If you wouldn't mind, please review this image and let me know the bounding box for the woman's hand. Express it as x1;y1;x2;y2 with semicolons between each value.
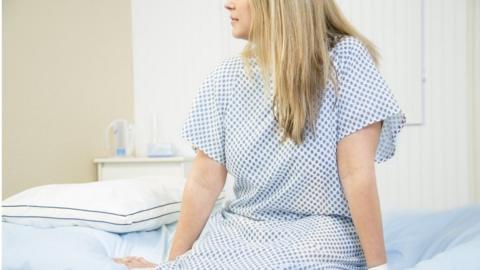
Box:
113;256;158;269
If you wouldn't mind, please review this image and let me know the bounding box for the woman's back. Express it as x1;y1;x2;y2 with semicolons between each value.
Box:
153;36;406;269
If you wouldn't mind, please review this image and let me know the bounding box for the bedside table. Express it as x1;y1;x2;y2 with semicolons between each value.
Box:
93;156;195;181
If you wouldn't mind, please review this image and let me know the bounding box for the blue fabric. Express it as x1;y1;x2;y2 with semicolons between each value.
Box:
1;221;177;270
382;204;480;270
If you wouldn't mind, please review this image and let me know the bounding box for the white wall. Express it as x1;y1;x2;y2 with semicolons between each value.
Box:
131;0;244;200
469;0;480;203
376;0;478;211
131;0;479;211
130;0;244;158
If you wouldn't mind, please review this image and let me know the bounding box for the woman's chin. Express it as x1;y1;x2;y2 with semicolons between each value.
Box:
231;32;247;40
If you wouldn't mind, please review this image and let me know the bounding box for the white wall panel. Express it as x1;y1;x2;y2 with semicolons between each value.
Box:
469;0;480;203
376;0;475;212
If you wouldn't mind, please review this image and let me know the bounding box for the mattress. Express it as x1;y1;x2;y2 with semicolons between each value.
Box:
2;205;480;270
382;204;480;270
2;221;176;270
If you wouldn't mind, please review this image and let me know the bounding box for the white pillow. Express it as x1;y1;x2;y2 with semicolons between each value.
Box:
2;175;226;233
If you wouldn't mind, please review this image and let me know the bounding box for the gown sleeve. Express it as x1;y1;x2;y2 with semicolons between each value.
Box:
180;58;236;166
334;38;407;163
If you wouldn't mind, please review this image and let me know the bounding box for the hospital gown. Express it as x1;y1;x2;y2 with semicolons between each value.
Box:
155;36;407;270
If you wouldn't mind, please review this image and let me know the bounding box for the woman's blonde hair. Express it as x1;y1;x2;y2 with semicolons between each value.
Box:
241;0;379;145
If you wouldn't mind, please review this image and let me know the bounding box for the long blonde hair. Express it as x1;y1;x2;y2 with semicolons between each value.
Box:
241;0;379;145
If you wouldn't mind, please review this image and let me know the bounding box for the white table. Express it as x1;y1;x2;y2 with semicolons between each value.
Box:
93;156;194;181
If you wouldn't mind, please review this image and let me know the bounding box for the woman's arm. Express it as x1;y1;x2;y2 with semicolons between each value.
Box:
336;121;387;268
167;149;228;261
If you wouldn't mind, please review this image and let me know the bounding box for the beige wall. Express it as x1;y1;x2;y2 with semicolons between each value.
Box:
3;0;134;198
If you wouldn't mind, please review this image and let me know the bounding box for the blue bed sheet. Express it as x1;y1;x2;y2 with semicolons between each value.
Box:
2;221;177;270
2;205;480;270
382;204;480;270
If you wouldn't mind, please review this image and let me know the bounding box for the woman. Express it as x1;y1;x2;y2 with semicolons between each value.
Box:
114;0;406;269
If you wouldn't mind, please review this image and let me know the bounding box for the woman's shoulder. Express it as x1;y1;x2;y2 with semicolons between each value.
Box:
330;36;369;56
213;55;244;77
329;36;375;74
199;55;243;99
